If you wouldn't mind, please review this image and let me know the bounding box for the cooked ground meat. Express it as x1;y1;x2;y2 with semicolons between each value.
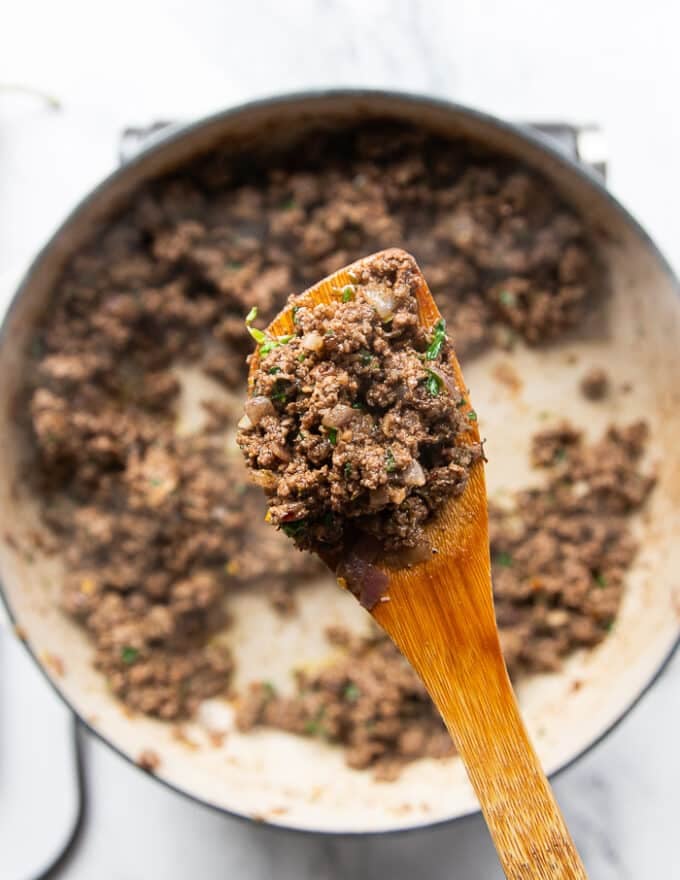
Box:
22;120;612;741
236;626;451;781
137;748;161;773
239;420;655;774
580;366;609;400
238;250;481;555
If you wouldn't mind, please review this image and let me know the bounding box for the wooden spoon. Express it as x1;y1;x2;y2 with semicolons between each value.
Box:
249;249;588;879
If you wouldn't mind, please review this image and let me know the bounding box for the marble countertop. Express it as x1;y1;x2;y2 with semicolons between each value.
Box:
2;2;679;877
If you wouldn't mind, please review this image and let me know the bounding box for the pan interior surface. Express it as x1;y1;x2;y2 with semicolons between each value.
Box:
0;93;678;833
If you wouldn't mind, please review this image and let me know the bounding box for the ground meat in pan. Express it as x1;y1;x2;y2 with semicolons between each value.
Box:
238;250;481;555
239;421;655;774
236;626;452;781
22;120;612;746
579;366;609;400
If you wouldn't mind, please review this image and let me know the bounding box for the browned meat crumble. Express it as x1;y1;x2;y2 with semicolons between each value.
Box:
238;421;654;775
238;250;481;555
579;366;609;400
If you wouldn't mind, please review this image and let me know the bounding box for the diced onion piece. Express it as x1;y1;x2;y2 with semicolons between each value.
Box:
322;404;354;428
399;541;432;565
403;459;426;487
272;442;291;462
251;469;278;489
302;331;324;351
337;553;389;610
363;286;396;321
244;396;275;425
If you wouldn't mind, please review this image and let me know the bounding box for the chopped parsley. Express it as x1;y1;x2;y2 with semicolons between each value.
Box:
467;410;478;422
268;366;281;375
245;306;265;344
351;401;365;410
594;573;608;588
344;462;352;479
425;318;447;360
499;289;516;307
121;646;139;665
260;334;294;357
292;306;300;325
245;306;294;355
495;552;513;568
359;350;373;366
303;707;326;736
282;519;307;538
327;427;338;446
457;397;467;408
425;369;443;396
385;448;396;472
342;285;355;302
344;683;361;702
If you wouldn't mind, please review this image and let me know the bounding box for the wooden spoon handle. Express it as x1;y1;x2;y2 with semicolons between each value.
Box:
435;657;588;879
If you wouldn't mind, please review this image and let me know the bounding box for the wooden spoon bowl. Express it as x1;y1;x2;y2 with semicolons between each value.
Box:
249;249;588;879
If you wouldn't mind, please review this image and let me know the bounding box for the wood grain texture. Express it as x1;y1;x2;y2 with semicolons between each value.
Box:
253;250;588;878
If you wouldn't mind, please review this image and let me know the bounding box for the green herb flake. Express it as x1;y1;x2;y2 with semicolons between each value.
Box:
457;397;467;408
359;350;373;366
605;619;615;632
281;197;296;211
282;519;307;538
303;706;326;736
148;477;163;487
342;285;355;303
425;369;443;396
425;318;447;360
327;427;338;446
351;401;365;410
555;447;567;462
385;448;397;472
499;289;516;307
344;462;352;479
268;366;281;375
467;410;478;422
245;307;266;344
297;353;306;362
594;573;608;588
121;646;139;665
495;552;513;568
271;388;288;403
344;683;361;702
325;329;336;338
292;306;300;325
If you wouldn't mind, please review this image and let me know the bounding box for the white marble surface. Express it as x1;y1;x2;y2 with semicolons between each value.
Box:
1;1;680;877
